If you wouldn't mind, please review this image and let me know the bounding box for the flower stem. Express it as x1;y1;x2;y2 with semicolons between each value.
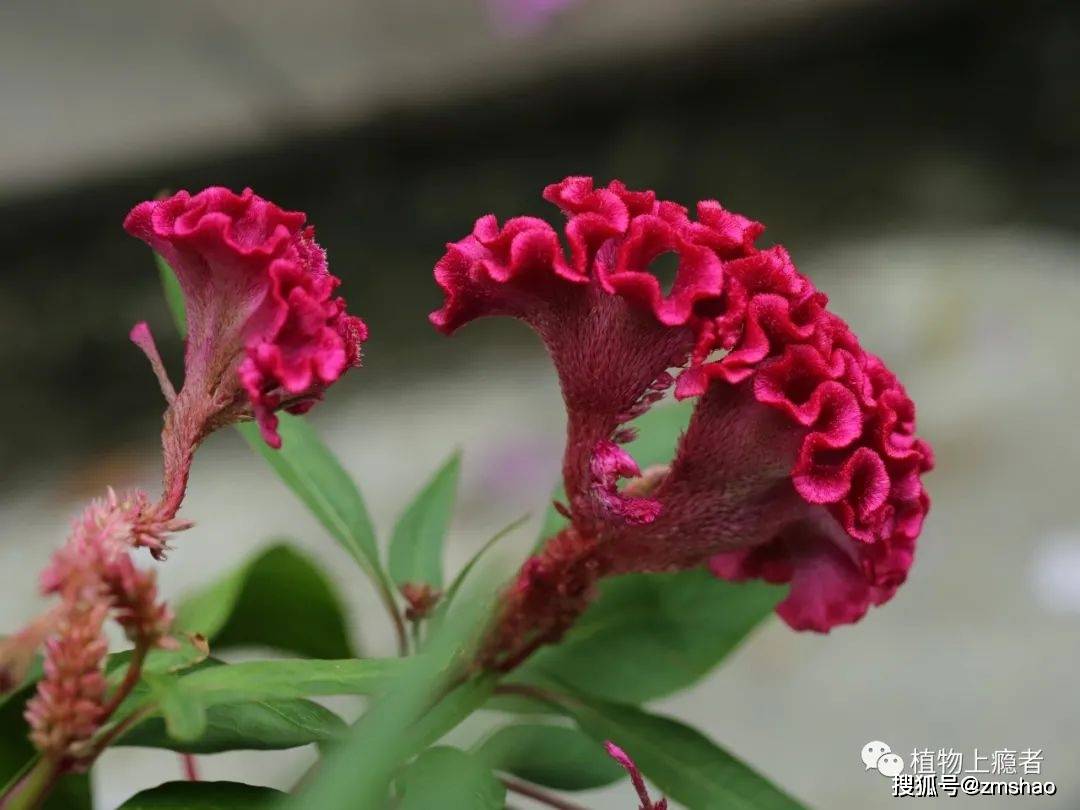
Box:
500;776;588;810
377;582;409;657
87;705;152;756
100;642;148;719
493;682;569;710
181;754;200;781
0;757;60;810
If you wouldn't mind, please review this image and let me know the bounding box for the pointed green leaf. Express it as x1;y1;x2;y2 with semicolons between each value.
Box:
111;658;404;738
397;747;505;810
117;697;345;754
124;637;210;678
563;694;807;810
521;570;781;704
167;657;404;704
119;780;283;808
440;513;530;615
283;573;499;809
625;399;694;468
174;543;355;659
238;414;399;629
389;451;461;589
147;674;207;742
112;658;396;755
474;724;623;791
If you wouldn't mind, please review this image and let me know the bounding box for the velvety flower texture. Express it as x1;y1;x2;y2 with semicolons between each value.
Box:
124;188;367;453
431;177;932;663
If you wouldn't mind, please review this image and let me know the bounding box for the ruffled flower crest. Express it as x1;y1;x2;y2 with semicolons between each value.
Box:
430;177;932;665
432;178;760;535
124;188;367;517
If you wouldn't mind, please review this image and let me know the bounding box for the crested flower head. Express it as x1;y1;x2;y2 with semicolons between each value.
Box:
124;187;367;451
432;177;932;661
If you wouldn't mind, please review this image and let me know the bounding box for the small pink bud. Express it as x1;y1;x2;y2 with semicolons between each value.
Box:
604;741;668;810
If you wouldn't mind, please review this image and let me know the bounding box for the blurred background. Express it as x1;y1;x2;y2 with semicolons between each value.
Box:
1;0;1078;807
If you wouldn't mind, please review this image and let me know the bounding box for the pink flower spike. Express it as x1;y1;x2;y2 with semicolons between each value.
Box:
21;489;180;764
24;601;108;761
605;741;668;810
125;188;367;452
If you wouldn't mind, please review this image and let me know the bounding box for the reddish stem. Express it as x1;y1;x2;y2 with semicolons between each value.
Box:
181;754;200;781
100;643;148;720
501;776;588;810
0;758;60;810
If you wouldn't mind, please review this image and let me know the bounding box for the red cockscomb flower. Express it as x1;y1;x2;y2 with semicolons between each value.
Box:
431;177;932;666
124;188;367;517
125;187;367;448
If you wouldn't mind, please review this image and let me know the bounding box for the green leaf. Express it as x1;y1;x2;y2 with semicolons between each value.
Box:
174;543;355;659
119;780;283;808
389;451;461;589
115;658;395;753
112;658;401;730
474;724;623;791
155;252;187;338
283;573;499;809
166;657;404;704
563;694;807;810
117;697;345;754
400;676;495;754
397;747;505;810
440;513;530;615
625;399;695;468
521;570;781;704
0;683;91;810
146;674;207;742
237;416;379;579
126;636;210;678
237;415;398;624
